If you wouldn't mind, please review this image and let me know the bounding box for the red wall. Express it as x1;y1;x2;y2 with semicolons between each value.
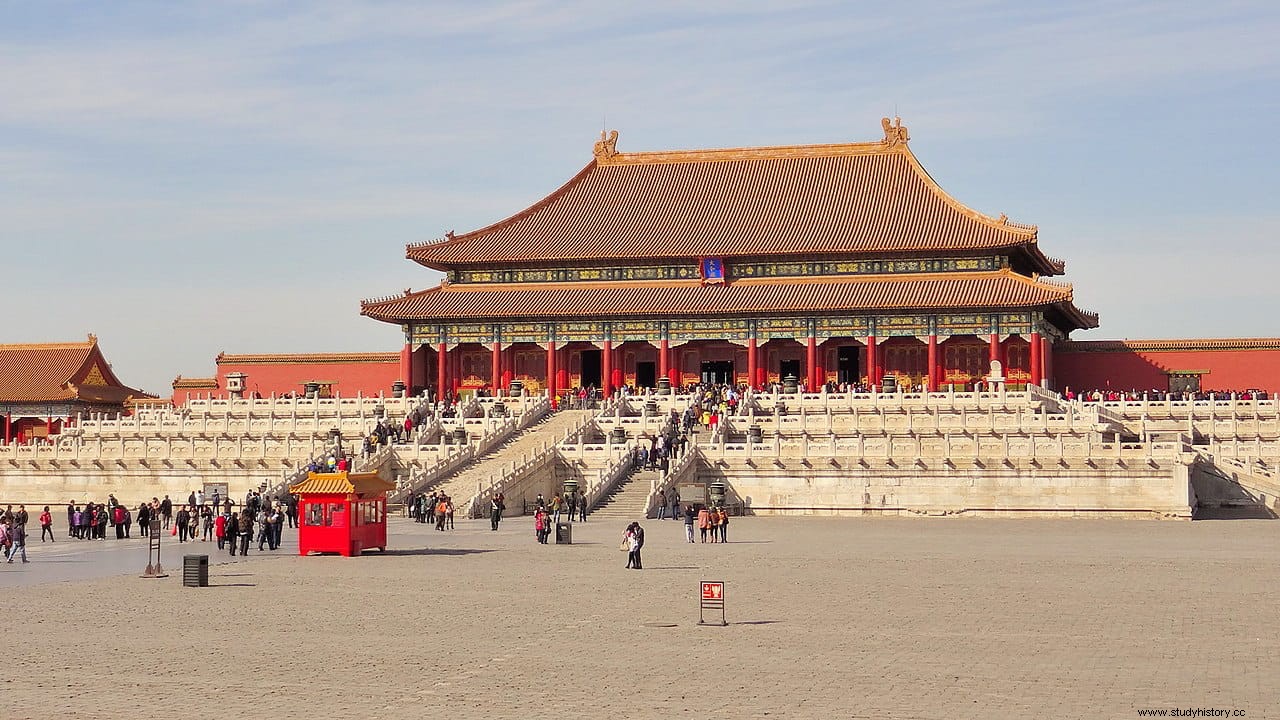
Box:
1054;343;1280;395
215;360;399;399
173;355;401;402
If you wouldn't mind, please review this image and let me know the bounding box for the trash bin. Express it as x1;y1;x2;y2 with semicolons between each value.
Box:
555;522;572;545
183;555;209;587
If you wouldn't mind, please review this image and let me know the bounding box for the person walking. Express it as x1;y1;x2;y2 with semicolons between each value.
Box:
697;505;711;543
623;522;644;569
160;495;173;529
578;489;588;522
489;494;502;531
237;510;253;556
623;523;639;569
534;509;548;544
39;506;53;543
657;490;667;520
215;511;227;551
113;504;127;540
718;506;729;543
175;506;191;543
551;493;563;526
683;504;696;543
5;517;27;563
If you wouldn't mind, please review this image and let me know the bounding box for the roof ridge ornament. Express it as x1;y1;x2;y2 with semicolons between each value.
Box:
880;116;909;147
593;129;619;159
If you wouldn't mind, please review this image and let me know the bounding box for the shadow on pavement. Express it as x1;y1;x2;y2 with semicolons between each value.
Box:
379;547;499;557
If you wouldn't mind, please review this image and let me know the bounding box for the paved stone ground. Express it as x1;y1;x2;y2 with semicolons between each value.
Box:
4;512;1278;719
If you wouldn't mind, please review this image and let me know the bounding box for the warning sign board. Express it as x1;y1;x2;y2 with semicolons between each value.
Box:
699;580;726;626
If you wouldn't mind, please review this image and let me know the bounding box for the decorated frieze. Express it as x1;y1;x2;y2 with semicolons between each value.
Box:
755;317;809;340
877;314;930;337
668;319;749;342
446;255;1003;284
815;316;870;338
935;313;991;335
556;321;605;342
449;264;700;284
612;320;662;342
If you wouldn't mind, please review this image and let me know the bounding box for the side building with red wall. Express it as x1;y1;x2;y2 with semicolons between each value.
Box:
172;352;400;404
1054;338;1280;396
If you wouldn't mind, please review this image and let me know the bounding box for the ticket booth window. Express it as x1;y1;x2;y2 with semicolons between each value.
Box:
306;503;323;526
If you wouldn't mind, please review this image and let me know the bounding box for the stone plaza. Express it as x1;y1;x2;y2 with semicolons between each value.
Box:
4;513;1277;718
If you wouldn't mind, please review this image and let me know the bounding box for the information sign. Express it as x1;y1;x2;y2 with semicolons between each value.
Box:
699;580;726;626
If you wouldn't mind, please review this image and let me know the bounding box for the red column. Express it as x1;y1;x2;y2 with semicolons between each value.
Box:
866;335;877;387
806;335;817;392
436;343;448;402
491;342;502;391
1029;332;1042;389
927;334;938;392
747;337;758;391
988;334;1000;366
601;340;613;397
1041;336;1053;390
3;413;9;444
659;339;670;387
400;342;412;391
546;341;556;398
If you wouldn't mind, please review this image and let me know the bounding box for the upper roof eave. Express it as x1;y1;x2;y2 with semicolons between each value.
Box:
403;123;1043;270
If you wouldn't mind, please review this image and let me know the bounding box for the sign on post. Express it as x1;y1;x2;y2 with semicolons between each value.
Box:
141;519;168;579
699;580;726;626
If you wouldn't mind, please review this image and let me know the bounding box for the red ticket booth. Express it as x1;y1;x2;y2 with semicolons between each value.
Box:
289;471;396;557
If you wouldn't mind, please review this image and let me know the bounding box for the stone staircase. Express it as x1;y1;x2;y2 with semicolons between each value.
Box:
420;409;591;502
589;467;659;521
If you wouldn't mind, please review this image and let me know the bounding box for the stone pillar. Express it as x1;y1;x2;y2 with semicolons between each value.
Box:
602;340;613;398
806;334;817;392
546;340;557;398
927;334;938;392
437;343;448;402
659;339;670;387
866;335;877;387
747;337;758;391
1029;332;1042;389
400;342;413;392
491;342;502;392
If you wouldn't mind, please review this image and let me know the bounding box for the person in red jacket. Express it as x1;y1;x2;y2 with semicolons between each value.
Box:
39;506;54;543
214;511;228;551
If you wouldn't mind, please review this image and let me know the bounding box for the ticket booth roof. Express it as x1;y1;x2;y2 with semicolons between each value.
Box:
289;471;396;498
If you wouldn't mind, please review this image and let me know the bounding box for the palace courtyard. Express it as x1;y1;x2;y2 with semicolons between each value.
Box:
4;514;1277;718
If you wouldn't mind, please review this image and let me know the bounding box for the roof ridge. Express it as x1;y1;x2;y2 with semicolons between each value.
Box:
0;340;95;350
407;160;598;256
900;146;1037;239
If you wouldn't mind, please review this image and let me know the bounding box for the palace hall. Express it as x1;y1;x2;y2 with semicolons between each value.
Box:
361;119;1098;401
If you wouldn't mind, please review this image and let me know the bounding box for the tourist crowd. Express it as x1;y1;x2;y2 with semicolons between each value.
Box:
406;491;456;531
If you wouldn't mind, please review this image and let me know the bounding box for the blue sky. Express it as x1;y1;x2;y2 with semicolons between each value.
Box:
3;1;1278;397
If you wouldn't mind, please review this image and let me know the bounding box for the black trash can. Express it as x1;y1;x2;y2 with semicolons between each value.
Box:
183;555;209;587
555;522;572;545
